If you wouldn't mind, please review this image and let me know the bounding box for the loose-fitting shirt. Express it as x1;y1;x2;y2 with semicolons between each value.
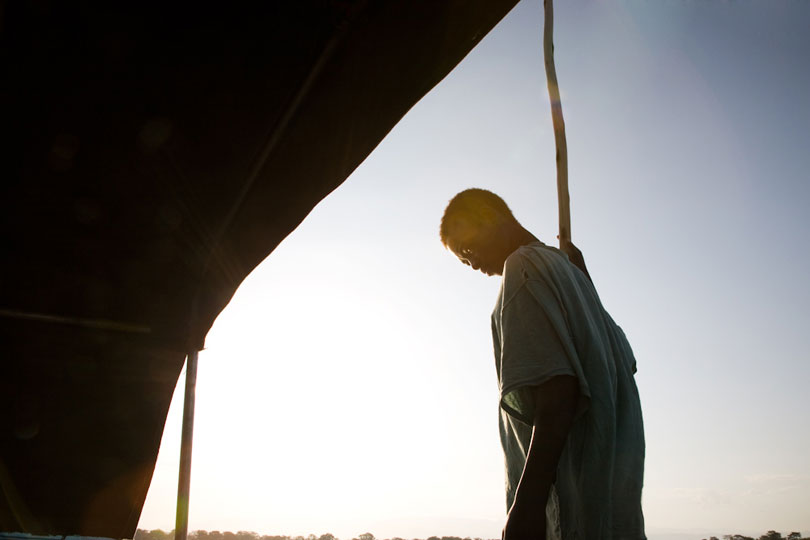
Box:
492;242;646;539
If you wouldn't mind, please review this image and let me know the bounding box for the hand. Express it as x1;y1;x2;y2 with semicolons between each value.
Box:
502;501;546;540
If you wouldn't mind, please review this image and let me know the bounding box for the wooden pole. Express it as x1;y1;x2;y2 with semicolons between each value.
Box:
175;350;199;540
543;0;571;247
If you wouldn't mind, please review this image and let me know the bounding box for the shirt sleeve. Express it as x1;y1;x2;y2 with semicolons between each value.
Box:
496;259;584;425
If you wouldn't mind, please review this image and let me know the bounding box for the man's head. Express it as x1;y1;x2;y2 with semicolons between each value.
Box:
439;188;523;276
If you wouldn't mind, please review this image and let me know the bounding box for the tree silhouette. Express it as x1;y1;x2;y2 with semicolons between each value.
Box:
135;529;173;540
759;532;783;540
132;528;805;540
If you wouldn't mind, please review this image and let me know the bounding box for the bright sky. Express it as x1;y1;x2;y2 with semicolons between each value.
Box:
138;1;810;539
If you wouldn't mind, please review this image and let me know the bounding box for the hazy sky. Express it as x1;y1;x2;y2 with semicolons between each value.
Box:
138;1;810;539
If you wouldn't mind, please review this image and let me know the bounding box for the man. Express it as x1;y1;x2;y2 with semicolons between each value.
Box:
439;188;646;540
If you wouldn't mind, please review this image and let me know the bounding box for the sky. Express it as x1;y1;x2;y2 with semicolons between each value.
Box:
138;1;810;539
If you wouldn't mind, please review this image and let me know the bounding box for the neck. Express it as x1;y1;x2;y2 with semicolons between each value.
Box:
503;225;539;257
515;226;539;248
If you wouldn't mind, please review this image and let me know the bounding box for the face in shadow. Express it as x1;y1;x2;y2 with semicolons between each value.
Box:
445;214;513;277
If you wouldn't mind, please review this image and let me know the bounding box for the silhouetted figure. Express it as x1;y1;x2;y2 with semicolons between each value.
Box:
440;189;646;540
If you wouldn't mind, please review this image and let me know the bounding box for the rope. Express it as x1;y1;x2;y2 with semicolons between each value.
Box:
543;0;571;247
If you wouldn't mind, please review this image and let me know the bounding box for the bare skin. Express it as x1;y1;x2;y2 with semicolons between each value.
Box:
444;205;590;282
502;375;578;540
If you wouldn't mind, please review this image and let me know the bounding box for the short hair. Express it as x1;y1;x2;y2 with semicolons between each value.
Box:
439;188;517;247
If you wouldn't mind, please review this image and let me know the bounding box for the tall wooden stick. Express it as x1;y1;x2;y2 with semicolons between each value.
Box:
175;350;199;540
543;0;570;247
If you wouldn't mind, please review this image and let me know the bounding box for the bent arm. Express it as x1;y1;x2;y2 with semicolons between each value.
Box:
503;375;578;540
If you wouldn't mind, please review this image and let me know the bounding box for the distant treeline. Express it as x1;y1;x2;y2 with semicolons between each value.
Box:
134;529;810;540
133;530;495;540
701;532;807;540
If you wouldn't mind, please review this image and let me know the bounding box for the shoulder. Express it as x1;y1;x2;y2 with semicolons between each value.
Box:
500;243;557;304
504;242;568;278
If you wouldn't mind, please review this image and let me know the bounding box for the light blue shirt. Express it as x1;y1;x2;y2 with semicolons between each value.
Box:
492;242;646;539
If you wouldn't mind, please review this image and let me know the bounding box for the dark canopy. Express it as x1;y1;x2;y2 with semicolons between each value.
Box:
0;1;518;537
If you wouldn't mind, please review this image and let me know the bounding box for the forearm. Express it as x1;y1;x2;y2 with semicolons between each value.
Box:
506;449;555;538
512;419;567;510
504;376;578;539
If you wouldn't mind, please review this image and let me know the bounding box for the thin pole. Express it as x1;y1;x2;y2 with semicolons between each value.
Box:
175;350;199;540
543;0;571;247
